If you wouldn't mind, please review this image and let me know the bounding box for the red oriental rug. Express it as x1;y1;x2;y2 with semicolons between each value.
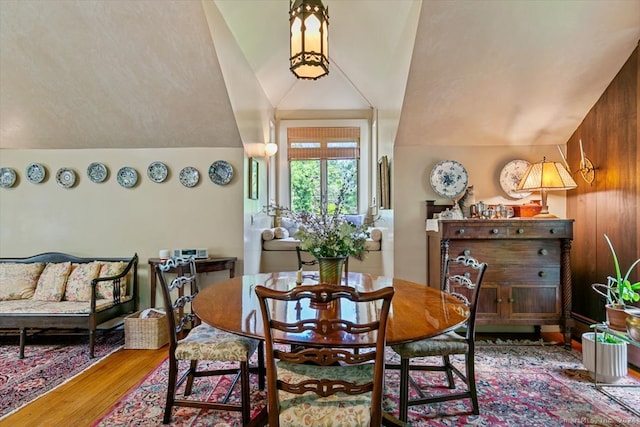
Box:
0;330;124;419
93;343;640;427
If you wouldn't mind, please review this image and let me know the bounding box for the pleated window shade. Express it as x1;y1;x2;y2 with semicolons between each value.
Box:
287;127;360;160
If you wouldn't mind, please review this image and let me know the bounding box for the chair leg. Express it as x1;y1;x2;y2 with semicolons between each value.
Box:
257;341;266;390
398;357;410;423
443;355;455;389
466;351;479;414
163;357;178;424
184;360;197;396
240;360;251;425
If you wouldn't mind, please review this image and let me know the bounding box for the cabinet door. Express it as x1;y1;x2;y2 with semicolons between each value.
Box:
507;284;561;319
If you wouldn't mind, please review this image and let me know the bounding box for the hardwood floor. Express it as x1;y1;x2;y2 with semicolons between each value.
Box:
2;332;638;427
0;347;166;427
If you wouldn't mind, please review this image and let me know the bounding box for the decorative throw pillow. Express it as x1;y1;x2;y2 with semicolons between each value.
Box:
261;228;275;241
64;262;102;302
0;262;45;300
97;262;128;300
274;226;289;239
32;262;72;301
344;214;365;227
369;227;383;241
280;217;299;237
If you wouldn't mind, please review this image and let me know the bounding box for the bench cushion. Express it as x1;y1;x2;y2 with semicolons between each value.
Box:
0;262;45;301
33;262;72;302
0;295;134;314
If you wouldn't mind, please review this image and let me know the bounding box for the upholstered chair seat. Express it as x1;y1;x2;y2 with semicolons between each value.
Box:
175;322;260;361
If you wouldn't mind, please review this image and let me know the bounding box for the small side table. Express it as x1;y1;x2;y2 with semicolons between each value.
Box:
148;257;237;307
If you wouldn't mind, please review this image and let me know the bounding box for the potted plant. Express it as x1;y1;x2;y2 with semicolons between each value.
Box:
270;178;370;284
591;234;640;331
582;327;627;383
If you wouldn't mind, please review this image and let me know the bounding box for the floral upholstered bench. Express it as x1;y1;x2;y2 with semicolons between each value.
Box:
0;252;138;358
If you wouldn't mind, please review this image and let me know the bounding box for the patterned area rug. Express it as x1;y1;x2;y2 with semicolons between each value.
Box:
93;343;640;426
0;330;124;418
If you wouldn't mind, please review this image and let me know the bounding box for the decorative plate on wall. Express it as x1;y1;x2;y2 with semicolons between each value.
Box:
499;159;532;199
0;167;17;188
147;161;168;183
429;160;469;199
56;167;77;188
179;166;199;188
117;167;138;188
87;162;108;183
26;163;46;184
209;161;233;185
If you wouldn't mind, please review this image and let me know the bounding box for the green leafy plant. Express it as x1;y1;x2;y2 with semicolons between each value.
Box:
591;234;640;307
588;324;626;344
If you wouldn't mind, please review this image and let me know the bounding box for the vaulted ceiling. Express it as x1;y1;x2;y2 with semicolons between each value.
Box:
1;0;638;150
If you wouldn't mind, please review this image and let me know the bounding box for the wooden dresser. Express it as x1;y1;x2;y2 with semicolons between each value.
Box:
427;215;574;347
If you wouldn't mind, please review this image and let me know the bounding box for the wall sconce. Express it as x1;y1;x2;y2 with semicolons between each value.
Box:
517;157;577;218
289;0;329;80
577;139;596;184
264;142;278;157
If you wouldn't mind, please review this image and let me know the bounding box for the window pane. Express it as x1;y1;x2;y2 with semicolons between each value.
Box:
290;160;321;213
327;159;358;214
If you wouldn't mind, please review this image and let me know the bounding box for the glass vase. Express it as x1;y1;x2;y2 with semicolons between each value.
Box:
317;256;346;285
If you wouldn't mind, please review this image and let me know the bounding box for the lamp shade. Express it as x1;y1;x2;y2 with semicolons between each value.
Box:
264;143;278;157
289;0;329;80
517;158;577;217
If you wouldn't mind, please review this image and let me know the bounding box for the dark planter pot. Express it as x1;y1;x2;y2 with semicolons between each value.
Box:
606;304;628;332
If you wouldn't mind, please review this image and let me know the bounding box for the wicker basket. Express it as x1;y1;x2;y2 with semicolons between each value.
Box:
124;310;169;349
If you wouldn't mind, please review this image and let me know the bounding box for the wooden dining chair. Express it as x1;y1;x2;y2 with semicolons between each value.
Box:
295;246;349;275
389;253;488;422
255;283;394;427
157;256;265;425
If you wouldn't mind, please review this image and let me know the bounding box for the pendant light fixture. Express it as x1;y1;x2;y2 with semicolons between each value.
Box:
289;0;329;80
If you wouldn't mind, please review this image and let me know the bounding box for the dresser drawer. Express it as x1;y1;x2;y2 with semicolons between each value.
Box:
506;223;572;239
447;240;561;265
483;266;560;284
440;220;573;240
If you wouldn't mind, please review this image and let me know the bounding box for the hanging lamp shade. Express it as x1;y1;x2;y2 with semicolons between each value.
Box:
289;0;329;80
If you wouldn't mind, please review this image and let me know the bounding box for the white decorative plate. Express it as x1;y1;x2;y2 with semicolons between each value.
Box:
209;160;233;185
0;167;17;188
499;159;532;199
117;167;138;188
429;160;469;199
56;167;77;188
147;161;168;183
179;166;199;188
87;162;108;183
26;163;46;184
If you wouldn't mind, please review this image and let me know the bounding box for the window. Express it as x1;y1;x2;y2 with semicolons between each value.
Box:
288;127;360;214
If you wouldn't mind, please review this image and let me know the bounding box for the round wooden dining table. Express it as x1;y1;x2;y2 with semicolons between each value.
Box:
192;271;469;346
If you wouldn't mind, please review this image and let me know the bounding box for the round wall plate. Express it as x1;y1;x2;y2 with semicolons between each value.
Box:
117;166;138;188
179;166;200;188
26;163;46;184
56;167;77;188
499;159;532;199
429;160;468;199
209;160;233;185
87;162;108;183
147;161;168;183
0;167;17;188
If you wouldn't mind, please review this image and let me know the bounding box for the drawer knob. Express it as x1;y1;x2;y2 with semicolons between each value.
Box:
538;271;547;277
539;249;548;256
517;228;524;234
508;298;514;303
497;298;503;303
458;228;465;235
492;228;499;234
550;228;557;234
463;249;471;256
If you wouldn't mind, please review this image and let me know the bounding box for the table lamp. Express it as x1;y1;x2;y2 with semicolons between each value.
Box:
516;157;577;218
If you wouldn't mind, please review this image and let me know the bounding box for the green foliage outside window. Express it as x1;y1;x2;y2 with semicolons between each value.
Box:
291;159;358;214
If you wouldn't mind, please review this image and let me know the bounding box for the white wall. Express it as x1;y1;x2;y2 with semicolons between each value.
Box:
394;144;570;284
0;147;245;309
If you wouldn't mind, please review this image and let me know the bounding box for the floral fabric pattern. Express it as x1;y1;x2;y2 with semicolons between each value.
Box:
32;262;71;302
0;262;44;300
175;323;259;362
392;331;468;358
97;262;127;300
64;262;102;301
276;361;375;426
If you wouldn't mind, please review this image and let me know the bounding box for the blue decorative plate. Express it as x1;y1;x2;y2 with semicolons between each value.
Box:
26;163;46;184
147;161;168;183
87;162;108;183
0;167;17;188
179;166;199;188
56;167;77;189
117;167;138;188
499;159;532;199
209;161;233;185
429;160;468;199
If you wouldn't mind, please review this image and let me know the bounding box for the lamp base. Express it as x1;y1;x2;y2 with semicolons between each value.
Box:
533;212;558;218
